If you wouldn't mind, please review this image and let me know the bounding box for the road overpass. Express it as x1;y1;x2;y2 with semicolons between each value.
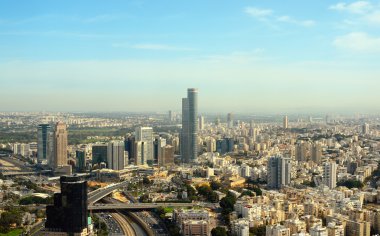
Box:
2;170;52;177
88;202;196;210
88;181;130;204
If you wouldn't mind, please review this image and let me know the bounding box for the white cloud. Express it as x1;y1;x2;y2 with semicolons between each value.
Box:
329;1;373;14
333;32;380;52
244;7;273;18
244;7;315;27
277;15;315;27
366;11;380;24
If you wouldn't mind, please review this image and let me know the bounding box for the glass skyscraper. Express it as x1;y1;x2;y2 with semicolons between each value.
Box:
181;88;198;163
37;124;51;163
45;176;88;233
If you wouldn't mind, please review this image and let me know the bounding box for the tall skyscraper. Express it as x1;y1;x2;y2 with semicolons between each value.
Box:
168;110;174;122
92;144;108;166
267;155;292;189
362;123;370;134
323;161;337;189
154;137;166;165
135;127;154;165
311;142;322;164
76;150;86;172
296;141;308;162
198;116;204;130
159;145;175;166
227;113;233;128
124;135;135;164
45;176;89;234
53;121;68;168
181;88;198;163
283;115;288;129
134;141;148;165
37;124;51;164
107;141;125;170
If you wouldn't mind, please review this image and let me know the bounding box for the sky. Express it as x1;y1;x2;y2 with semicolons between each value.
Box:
0;0;380;114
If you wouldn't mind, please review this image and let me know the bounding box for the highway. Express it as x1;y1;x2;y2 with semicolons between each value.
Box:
100;198;138;236
88;181;130;204
111;212;136;236
97;213;124;236
89;202;196;210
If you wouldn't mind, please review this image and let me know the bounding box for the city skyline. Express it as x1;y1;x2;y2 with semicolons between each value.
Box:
1;1;380;113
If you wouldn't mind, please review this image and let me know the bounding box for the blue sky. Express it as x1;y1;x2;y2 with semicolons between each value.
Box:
1;0;380;113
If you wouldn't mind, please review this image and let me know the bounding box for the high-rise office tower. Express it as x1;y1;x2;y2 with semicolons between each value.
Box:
206;138;216;152
267;155;292;189
107;141;125;170
227;113;233;128
92;144;108;166
362;123;370;134
311;143;322;164
198;116;204;130
134;141;148;165
45;176;89;234
135;127;153;165
37;124;51;164
159;145;175;166
124;135;135;164
215;117;220;126
53;121;68;168
169;110;176;122
168;110;173;121
296;141;308;162
323;162;337;189
76;150;86;172
181;88;198;163
47;131;54;166
154;137;166;165
283;115;289;129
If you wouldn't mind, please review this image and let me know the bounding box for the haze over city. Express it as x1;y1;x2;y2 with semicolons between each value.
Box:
1;0;380;113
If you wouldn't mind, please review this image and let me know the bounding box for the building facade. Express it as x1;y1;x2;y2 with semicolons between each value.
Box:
181;88;198;163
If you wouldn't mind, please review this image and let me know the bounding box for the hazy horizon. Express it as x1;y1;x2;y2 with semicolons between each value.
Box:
1;1;380;113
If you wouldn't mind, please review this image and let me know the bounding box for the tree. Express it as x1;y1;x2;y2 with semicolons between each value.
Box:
197;185;212;196
185;184;197;200
208;191;219;203
337;179;364;189
139;194;150;203
250;225;266;236
219;192;236;214
0;207;23;233
251;186;262;196
210;181;222;190
211;227;227;236
142;177;152;185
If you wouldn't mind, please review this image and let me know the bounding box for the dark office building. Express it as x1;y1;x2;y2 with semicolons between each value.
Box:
45;175;88;233
216;138;235;155
92;144;108;165
37;124;51;163
153;138;159;164
76;150;86;172
124;136;135;164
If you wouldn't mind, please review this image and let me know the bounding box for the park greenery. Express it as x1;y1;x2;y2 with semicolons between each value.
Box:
337;179;364;189
0;206;24;234
196;185;219;203
19;196;52;205
211;226;227;236
219;192;237;225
